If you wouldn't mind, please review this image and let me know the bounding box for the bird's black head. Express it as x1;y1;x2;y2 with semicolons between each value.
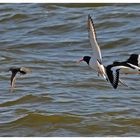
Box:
83;56;91;65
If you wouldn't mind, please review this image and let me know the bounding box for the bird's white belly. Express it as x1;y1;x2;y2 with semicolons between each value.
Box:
89;58;107;79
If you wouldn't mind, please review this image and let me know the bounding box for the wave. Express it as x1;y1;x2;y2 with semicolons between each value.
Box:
1;113;82;127
0;111;140;136
0;13;29;23
0;94;53;107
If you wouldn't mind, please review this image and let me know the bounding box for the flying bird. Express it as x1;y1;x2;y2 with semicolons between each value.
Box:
106;54;140;89
9;67;32;88
78;15;107;81
78;15;139;89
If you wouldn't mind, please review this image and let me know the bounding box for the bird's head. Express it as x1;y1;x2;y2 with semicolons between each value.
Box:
77;56;91;65
19;67;32;75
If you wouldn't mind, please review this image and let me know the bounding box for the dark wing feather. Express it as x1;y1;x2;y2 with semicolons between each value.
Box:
106;66;113;85
112;70;119;89
11;72;18;88
106;65;120;89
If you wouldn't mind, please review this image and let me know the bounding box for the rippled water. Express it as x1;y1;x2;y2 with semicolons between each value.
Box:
0;3;140;136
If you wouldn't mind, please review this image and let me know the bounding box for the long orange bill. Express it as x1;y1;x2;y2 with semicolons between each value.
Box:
76;58;84;64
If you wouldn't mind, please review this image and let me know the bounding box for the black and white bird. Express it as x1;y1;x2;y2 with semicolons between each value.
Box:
78;15;140;89
106;54;140;89
9;67;32;88
78;15;108;81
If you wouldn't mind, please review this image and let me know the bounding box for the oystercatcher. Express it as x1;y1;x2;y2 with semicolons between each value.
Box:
9;67;32;88
106;54;140;89
78;15;107;81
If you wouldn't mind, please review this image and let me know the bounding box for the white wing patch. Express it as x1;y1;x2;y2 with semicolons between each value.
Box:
127;63;140;70
111;65;129;72
138;55;140;66
88;16;102;63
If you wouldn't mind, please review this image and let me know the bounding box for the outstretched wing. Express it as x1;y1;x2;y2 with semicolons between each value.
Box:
112;69;120;89
11;72;17;88
106;66;120;89
88;15;102;63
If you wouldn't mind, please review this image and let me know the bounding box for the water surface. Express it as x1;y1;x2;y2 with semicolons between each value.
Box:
0;3;140;136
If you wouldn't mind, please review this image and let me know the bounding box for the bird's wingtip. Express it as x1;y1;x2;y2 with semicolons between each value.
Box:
88;14;92;21
88;14;91;18
87;14;95;31
113;86;118;89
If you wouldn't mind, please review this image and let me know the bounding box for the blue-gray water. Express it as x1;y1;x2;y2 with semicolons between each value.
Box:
0;3;140;136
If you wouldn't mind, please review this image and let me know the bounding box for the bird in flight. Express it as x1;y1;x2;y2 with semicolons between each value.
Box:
9;67;32;88
106;54;140;89
78;15;140;89
78;15;107;81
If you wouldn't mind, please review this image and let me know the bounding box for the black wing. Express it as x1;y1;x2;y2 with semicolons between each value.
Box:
112;70;119;89
106;65;120;89
11;71;18;88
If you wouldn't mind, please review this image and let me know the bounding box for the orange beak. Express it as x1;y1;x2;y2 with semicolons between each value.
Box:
76;58;84;64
